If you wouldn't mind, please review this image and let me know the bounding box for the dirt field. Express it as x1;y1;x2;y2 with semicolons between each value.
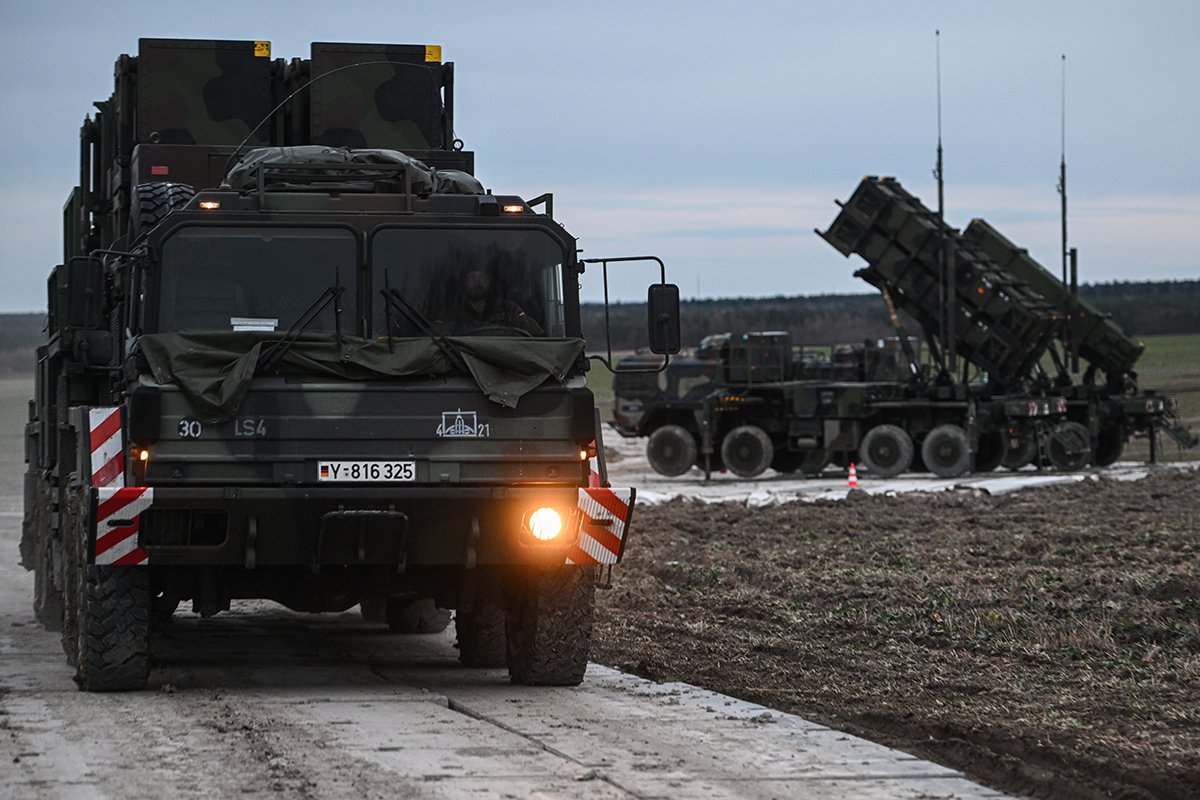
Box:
593;469;1200;800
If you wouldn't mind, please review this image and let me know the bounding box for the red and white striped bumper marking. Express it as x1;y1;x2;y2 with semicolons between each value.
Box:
95;486;152;566
89;407;125;489
87;406;150;565
569;487;634;566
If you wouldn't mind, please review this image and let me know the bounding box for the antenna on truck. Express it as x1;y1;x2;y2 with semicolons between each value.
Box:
933;29;956;379
1056;54;1079;374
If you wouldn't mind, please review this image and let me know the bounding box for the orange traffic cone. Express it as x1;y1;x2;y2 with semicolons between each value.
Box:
847;462;859;489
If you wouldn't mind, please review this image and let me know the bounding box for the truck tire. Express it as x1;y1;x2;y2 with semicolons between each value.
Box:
646;425;698;476
506;566;596;686
1093;425;1125;467
1047;421;1092;471
456;598;507;667
859;425;913;478
1002;435;1037;470
720;425;773;478
973;431;1006;473
921;424;972;478
75;565;151;692
133;181;195;236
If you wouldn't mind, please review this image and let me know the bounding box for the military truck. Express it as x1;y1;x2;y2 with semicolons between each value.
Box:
20;38;678;691
613;330;1063;479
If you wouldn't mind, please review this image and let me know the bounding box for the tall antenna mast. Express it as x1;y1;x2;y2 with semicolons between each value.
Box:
933;29;955;376
1055;54;1078;374
1057;54;1068;291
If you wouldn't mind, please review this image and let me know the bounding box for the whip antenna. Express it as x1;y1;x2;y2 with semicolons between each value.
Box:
1057;54;1068;290
933;30;955;375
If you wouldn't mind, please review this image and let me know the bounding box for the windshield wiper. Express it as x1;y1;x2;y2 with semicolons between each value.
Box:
379;284;469;373
257;273;345;374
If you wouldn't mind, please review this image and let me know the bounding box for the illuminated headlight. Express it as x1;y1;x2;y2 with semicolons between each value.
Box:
525;507;563;541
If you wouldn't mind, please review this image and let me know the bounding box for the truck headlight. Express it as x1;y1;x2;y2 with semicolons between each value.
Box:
525;507;563;541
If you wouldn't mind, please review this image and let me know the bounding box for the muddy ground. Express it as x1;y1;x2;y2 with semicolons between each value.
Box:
592;468;1200;800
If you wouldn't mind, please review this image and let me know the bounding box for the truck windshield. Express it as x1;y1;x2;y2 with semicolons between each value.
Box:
157;227;357;333
371;228;566;338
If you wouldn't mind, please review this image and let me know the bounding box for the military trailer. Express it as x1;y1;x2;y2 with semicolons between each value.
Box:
20;38;678;691
821;176;1192;468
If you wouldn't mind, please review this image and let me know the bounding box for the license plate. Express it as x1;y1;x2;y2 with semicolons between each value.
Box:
318;461;416;482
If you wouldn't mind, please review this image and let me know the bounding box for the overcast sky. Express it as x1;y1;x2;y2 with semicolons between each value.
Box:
1;1;1196;310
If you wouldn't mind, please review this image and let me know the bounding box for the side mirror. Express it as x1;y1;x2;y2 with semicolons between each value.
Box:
647;283;681;355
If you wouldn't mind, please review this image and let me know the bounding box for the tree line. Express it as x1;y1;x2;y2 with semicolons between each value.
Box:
582;279;1200;351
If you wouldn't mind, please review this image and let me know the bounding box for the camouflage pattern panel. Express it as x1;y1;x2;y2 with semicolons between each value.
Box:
963;219;1144;377
137;39;274;147
309;42;446;151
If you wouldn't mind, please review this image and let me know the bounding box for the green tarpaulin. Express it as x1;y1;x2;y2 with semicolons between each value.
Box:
139;332;584;421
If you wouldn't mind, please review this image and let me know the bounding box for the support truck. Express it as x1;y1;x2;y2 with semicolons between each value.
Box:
21;38;678;691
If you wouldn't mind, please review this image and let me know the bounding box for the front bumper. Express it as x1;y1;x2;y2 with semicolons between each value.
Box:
89;485;634;569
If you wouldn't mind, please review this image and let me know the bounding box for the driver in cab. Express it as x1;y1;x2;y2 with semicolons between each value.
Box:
447;267;543;336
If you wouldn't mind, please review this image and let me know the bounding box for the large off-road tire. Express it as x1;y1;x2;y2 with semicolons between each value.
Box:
1093;425;1125;467
456;598;507;667
133;181;195;236
506;566;597;686
720;425;773;478
646;425;698;477
75;565;151;692
858;424;913;478
973;431;1006;473
922;424;972;478
1002;435;1038;470
1047;421;1092;471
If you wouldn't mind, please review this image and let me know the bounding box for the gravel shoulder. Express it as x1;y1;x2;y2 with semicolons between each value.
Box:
593;468;1200;800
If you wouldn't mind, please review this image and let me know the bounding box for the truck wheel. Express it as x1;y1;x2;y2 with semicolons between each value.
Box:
646;425;697;476
1047;421;1092;471
720;426;773;478
1093;425;1125;467
456;598;507;667
974;431;1006;473
1002;436;1037;470
133;182;195;235
922;424;972;478
506;566;596;686
75;563;151;692
859;425;913;478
